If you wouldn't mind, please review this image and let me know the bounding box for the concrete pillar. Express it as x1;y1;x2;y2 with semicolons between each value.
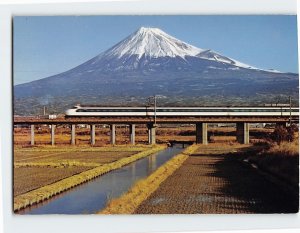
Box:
236;122;250;144
51;124;55;146
148;126;151;144
110;124;116;145
196;123;208;144
30;124;35;146
150;127;156;145
130;124;135;145
90;124;95;145
71;124;76;145
147;123;156;145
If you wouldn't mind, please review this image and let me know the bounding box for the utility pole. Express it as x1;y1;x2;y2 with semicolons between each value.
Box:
147;95;157;126
289;96;292;127
154;95;157;126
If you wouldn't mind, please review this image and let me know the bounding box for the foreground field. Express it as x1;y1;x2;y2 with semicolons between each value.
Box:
133;143;298;214
13;145;161;208
14;125;297;213
14;148;141;196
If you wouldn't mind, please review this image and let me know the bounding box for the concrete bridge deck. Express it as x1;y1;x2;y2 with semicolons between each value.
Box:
14;116;295;124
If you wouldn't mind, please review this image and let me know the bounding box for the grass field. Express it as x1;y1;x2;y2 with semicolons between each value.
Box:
15;151;139;164
14;166;93;196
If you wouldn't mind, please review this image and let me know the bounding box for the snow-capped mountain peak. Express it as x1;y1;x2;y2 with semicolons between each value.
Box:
87;27;282;73
103;27;203;59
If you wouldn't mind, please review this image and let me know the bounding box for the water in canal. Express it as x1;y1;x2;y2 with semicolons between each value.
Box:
18;145;183;214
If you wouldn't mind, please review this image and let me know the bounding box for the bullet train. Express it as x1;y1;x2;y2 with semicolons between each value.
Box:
65;105;299;117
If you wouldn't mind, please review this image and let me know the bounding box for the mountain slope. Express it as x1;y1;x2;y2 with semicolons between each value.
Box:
14;27;298;115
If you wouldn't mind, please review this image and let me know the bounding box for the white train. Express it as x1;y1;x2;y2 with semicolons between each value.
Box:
65;105;299;117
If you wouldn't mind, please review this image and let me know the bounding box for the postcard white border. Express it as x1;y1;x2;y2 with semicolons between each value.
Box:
0;0;299;233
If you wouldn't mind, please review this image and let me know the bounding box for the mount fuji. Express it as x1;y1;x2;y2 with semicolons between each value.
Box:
14;27;298;115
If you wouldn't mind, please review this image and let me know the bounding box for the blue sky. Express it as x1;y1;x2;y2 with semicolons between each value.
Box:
14;15;298;84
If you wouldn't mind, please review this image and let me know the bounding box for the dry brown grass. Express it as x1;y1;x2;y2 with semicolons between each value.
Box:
267;140;299;156
99;144;199;214
195;142;254;155
247;140;299;186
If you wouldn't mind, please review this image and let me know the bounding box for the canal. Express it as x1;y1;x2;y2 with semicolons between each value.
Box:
18;145;183;214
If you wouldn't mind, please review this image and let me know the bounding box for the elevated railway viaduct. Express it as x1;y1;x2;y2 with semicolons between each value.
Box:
14;115;298;146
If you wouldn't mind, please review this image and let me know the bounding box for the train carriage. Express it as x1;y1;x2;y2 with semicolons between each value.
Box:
65;105;299;117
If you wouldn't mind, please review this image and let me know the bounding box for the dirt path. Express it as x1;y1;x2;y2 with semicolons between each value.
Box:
135;145;298;214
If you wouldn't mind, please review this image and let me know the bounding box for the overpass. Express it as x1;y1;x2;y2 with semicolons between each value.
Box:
14;114;298;146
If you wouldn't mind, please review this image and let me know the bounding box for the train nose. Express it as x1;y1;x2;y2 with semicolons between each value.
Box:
65;109;74;115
